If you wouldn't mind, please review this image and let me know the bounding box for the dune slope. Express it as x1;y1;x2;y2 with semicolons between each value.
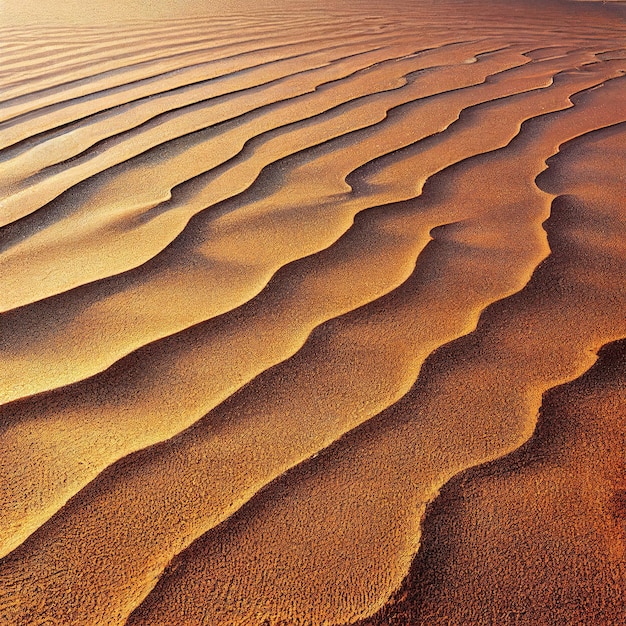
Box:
0;0;625;625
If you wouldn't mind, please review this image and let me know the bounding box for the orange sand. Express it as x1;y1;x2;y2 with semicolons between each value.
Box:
0;0;624;624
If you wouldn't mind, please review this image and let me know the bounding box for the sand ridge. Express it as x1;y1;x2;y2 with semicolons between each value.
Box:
0;0;625;624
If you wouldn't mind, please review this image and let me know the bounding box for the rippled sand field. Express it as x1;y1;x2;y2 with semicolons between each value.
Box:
0;0;625;624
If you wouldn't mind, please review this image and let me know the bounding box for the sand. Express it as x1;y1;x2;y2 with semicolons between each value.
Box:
0;0;624;624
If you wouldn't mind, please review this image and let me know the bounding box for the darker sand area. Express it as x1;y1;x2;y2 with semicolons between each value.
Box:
0;0;624;624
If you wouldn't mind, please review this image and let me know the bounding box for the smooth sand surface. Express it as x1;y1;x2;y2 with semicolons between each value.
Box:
0;0;625;624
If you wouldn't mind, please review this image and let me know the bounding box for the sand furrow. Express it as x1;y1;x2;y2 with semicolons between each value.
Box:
0;23;255;76
0;31;328;120
348;59;624;196
2;57;621;410
355;122;626;626
126;121;626;626
0;20;365;90
0;41;369;151
0;38;484;233
0;205;438;561
0;47;421;242
0;45;401;187
0;33;412;150
358;339;626;625
1;69;623;626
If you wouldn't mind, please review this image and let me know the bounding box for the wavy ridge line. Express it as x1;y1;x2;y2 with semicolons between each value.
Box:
0;40;456;229
0;24;402;112
0;39;508;314
0;46;562;406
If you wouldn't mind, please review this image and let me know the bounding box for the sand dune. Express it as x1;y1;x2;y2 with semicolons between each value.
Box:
2;49;620;399
2;53;623;562
124;108;626;626
0;0;625;624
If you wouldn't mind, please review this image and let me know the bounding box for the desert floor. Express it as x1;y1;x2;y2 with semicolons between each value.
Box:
0;0;624;624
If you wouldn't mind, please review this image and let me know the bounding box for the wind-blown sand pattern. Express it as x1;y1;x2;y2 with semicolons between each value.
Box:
0;0;625;624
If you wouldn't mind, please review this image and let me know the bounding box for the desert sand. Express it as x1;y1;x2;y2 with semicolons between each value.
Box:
0;0;624;624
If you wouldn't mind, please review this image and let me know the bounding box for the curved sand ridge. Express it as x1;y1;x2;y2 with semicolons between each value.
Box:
0;40;505;308
354;122;626;626
0;41;526;402
0;1;625;625
1;48;621;399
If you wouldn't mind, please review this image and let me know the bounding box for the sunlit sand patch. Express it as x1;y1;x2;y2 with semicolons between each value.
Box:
0;0;624;624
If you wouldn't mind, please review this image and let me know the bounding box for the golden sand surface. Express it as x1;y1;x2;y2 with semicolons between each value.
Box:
0;0;624;624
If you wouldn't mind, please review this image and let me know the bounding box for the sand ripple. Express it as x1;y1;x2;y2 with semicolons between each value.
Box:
0;1;625;624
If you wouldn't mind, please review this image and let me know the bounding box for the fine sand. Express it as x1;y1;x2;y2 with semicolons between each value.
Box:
0;0;624;624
